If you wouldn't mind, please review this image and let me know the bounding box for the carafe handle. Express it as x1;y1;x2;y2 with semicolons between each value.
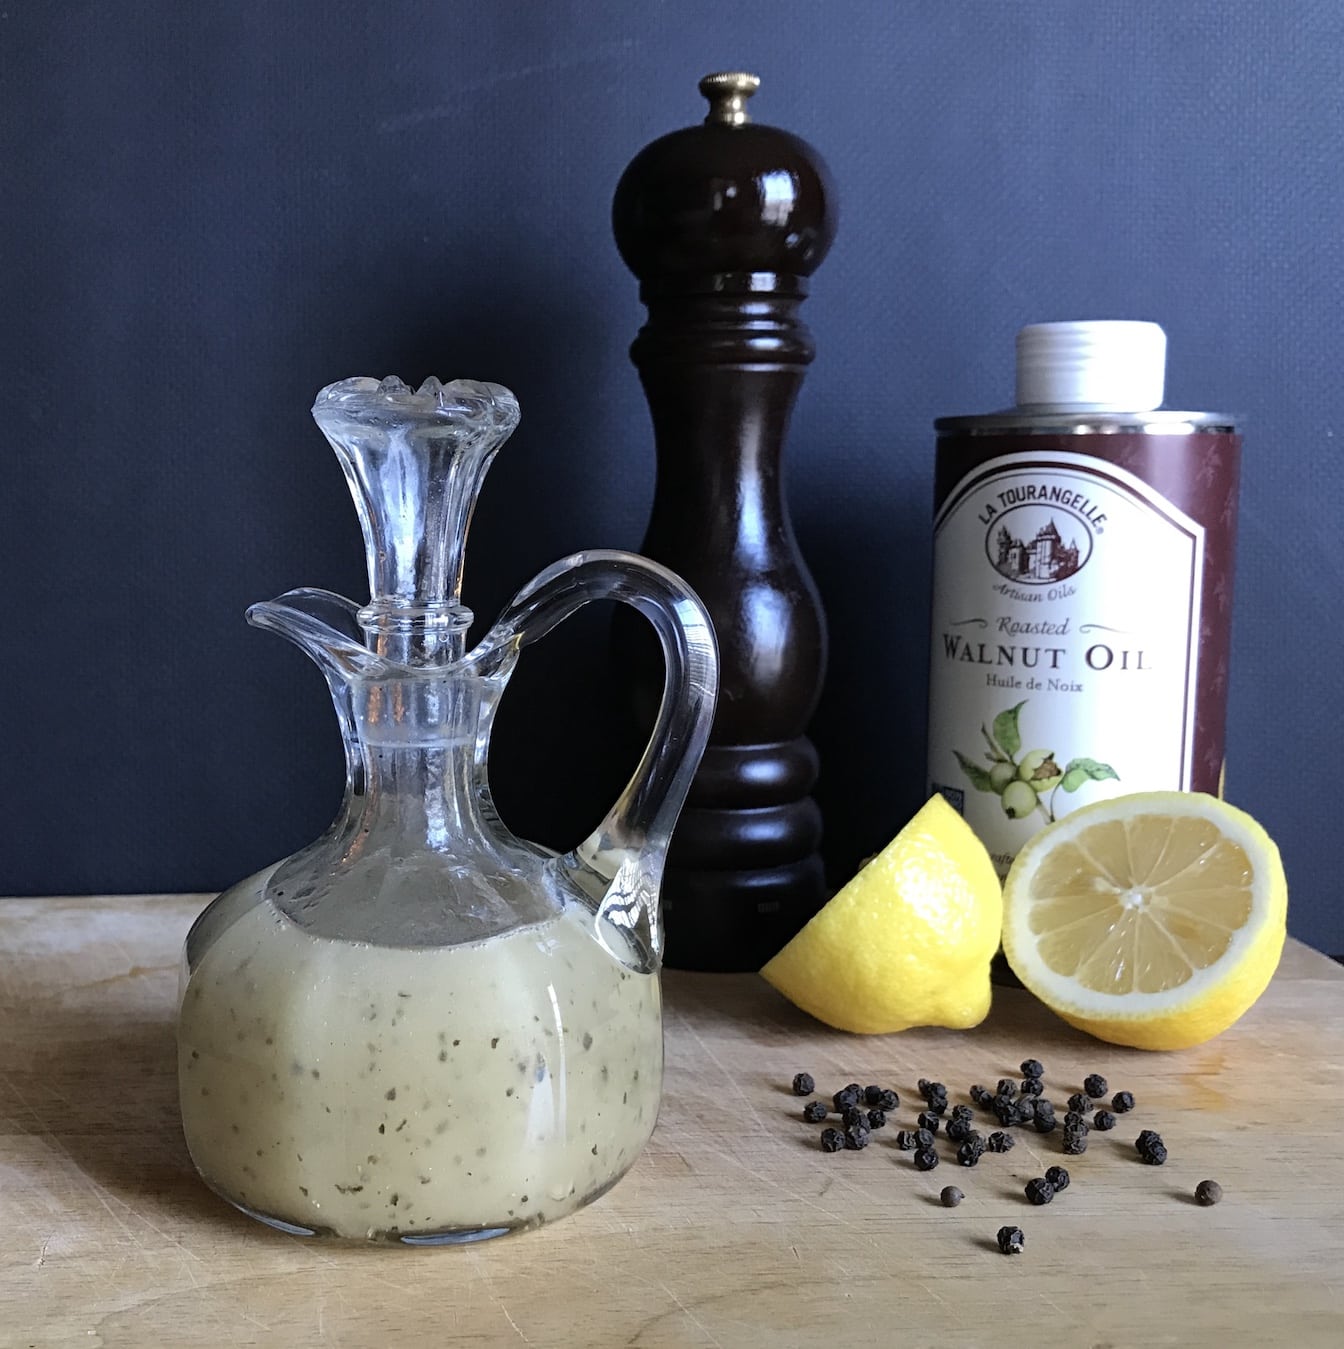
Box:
486;550;718;959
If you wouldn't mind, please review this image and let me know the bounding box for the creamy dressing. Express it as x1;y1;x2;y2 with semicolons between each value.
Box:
178;894;661;1241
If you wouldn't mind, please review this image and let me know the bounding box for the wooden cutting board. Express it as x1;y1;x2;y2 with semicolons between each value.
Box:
2;895;1342;1347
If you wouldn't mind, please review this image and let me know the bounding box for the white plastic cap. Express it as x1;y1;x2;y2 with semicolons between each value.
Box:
1015;320;1167;410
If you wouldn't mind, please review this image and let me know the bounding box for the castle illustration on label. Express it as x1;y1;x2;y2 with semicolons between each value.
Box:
990;516;1083;584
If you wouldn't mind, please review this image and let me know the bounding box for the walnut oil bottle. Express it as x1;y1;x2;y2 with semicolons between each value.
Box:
927;321;1240;875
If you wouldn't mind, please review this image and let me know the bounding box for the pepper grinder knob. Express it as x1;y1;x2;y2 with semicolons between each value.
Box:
698;71;760;125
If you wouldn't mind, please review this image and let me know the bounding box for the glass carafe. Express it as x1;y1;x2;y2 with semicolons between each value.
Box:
177;376;718;1244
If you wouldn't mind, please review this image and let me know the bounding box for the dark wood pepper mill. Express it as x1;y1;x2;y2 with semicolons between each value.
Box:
611;72;837;972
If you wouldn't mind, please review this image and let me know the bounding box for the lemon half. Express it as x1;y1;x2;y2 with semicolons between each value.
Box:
760;795;1002;1034
1002;791;1287;1050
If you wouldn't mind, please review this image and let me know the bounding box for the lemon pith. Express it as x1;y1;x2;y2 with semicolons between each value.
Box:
760;795;1002;1034
1002;791;1287;1050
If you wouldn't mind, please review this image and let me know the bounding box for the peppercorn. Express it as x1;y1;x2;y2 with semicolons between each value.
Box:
1195;1179;1223;1206
920;1080;948;1102
864;1085;884;1105
1067;1093;1093;1115
1112;1090;1135;1113
945;1118;974;1143
914;1147;940;1171
895;1129;917;1151
917;1111;941;1134
841;1105;866;1128
1020;1077;1043;1098
917;1078;930;1094
1135;1130;1167;1165
866;1109;887;1129
802;1101;827;1123
913;1128;935;1151
949;1103;974;1124
997;1225;1026;1255
876;1088;899;1111
987;1130;1015;1153
833;1085;863;1112
843;1124;871;1150
970;1084;993;1106
1020;1059;1045;1079
1083;1074;1108;1099
1013;1097;1036;1124
996;1078;1018;1100
820;1128;844;1152
1092;1109;1116;1131
991;1096;1018;1127
1064;1111;1089;1130
1033;1102;1057;1134
792;1072;815;1097
956;1137;986;1167
940;1185;964;1208
1044;1165;1070;1192
1062;1127;1089;1156
1025;1177;1055;1205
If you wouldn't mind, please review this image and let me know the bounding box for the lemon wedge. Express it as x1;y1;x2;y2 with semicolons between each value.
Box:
1002;791;1287;1050
760;795;1002;1034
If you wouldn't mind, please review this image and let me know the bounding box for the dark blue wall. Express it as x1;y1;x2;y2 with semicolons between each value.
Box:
4;2;1341;951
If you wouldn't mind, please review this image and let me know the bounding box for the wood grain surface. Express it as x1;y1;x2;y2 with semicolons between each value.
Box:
2;895;1342;1347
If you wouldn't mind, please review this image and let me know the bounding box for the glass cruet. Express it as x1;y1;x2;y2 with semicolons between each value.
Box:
177;376;718;1244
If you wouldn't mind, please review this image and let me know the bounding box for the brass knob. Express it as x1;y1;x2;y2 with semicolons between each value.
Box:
698;71;760;126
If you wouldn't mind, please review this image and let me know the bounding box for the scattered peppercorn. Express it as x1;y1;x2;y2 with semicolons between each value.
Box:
996;1078;1018;1099
940;1185;964;1208
1020;1077;1043;1097
895;1129;918;1151
844;1124;871;1150
969;1084;992;1106
920;1080;948;1102
917;1111;941;1134
802;1101;827;1123
1025;1177;1055;1205
997;1225;1025;1255
1033;1102;1057;1134
792;1072;816;1096
875;1088;899;1111
956;1137;986;1167
1020;1059;1045;1079
1141;1141;1167;1165
987;1131;1016;1153
1013;1097;1036;1124
1044;1165;1070;1192
1112;1091;1135;1113
1067;1093;1094;1115
866;1109;887;1129
1062;1127;1089;1156
945;1117;975;1143
833;1085;863;1112
1195;1180;1223;1206
841;1105;866;1128
1093;1109;1117;1131
863;1085;884;1105
913;1128;935;1150
917;1078;930;1094
991;1096;1018;1126
1083;1074;1108;1098
1135;1130;1167;1165
820;1128;844;1152
949;1103;974;1124
1064;1111;1089;1130
914;1147;940;1171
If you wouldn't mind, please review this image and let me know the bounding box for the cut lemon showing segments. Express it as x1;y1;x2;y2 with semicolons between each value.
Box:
1002;791;1287;1051
760;795;1002;1034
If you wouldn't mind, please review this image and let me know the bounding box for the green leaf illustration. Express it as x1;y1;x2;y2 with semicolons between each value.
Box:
1060;757;1120;792
954;749;996;793
992;701;1026;760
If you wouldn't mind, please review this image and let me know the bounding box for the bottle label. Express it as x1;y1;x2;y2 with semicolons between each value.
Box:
927;449;1204;875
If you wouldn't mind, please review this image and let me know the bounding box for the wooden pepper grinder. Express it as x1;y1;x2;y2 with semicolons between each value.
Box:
612;72;837;971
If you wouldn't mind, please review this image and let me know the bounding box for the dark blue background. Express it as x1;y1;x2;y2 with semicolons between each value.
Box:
4;2;1340;951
